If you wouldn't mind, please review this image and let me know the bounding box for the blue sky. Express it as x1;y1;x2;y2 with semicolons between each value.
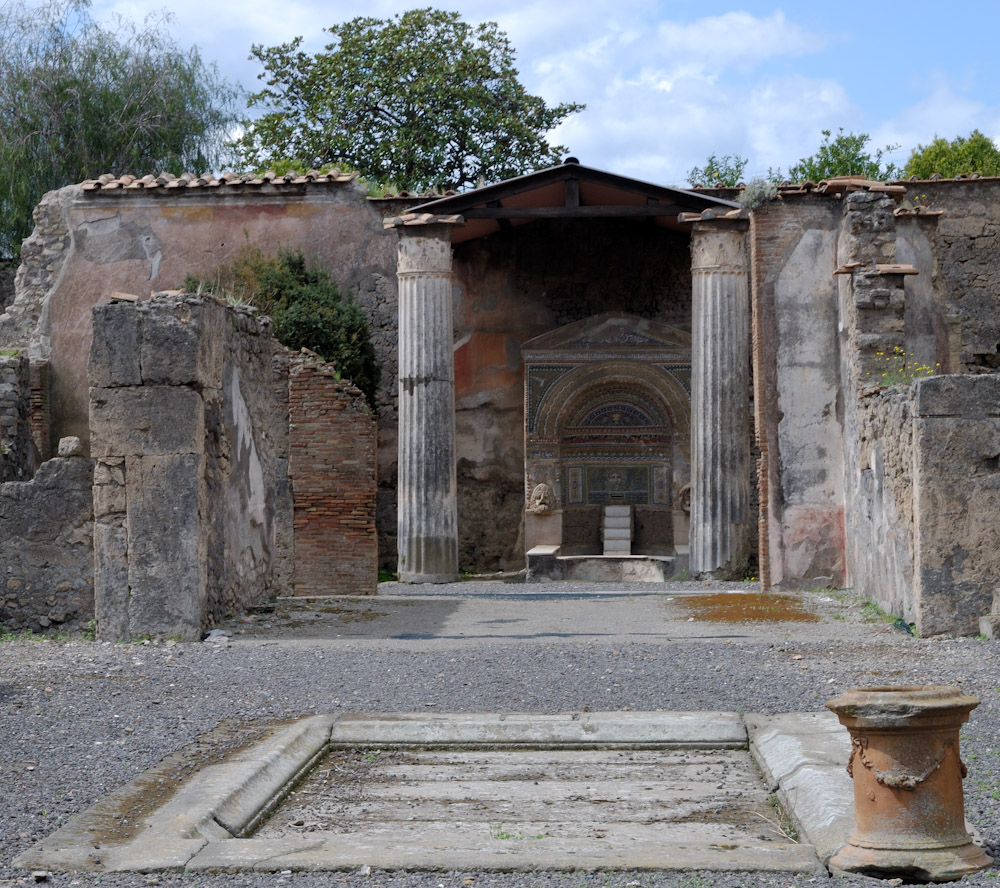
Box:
88;0;1000;185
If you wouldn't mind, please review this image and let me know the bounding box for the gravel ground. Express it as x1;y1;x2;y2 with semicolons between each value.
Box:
2;580;999;888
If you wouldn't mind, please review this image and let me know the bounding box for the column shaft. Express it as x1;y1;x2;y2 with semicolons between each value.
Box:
690;222;752;577
396;226;459;582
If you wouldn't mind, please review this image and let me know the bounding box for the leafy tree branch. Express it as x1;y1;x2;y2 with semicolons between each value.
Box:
237;8;584;192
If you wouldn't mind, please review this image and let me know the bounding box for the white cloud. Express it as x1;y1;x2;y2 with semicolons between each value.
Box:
876;75;990;165
655;11;821;71
743;76;858;177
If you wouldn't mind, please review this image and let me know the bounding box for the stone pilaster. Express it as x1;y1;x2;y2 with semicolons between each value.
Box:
690;220;752;577
396;225;459;583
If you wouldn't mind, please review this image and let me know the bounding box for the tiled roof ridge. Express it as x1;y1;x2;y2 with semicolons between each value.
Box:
689;172;1000;196
80;169;358;192
376;189;456;200
891;172;1000;183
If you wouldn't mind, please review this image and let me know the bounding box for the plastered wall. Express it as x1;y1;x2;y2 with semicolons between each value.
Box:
750;196;846;588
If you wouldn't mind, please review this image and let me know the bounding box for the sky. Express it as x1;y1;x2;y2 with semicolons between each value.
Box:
86;0;1000;186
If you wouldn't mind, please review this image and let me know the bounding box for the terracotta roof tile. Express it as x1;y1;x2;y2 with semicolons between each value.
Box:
80;169;358;193
676;207;750;223
892;173;1000;183
382;212;465;229
893;206;944;218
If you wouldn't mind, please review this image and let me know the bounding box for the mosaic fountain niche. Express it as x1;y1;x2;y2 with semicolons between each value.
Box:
522;313;692;581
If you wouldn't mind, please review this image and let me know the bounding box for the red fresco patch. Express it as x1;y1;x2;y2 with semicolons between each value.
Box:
779;503;846;582
454;333;520;399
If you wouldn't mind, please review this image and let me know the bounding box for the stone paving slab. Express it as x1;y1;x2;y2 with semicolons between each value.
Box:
186;829;821;873
329;711;746;747
746;711;856;865
15;711;829;876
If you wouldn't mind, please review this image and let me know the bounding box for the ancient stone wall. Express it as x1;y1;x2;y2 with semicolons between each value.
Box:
0;260;15;314
288;356;377;595
0;186;75;355
845;386;916;622
0;455;94;632
750;195;846;588
90;294;289;640
0;181;427;572
835;188;1000;635
897;178;1000;373
910;375;1000;635
0;351;31;482
838;190;912;618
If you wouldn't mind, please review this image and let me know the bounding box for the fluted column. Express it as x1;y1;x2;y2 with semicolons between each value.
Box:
396;224;459;583
690;219;752;577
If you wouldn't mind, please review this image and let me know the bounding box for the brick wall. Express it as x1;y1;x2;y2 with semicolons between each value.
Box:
289;355;377;595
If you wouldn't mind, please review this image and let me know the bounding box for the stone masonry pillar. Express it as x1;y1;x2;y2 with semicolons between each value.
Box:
396;224;459;583
689;218;752;577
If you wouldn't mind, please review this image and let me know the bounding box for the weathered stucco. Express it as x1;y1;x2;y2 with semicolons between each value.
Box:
751;196;845;588
844;386;916;622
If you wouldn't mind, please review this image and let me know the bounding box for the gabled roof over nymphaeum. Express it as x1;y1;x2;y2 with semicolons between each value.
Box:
522;312;691;363
389;159;740;243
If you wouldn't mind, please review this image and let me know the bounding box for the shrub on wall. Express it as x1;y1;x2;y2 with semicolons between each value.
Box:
185;248;379;407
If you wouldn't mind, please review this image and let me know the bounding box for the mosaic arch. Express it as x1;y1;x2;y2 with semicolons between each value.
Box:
522;314;692;557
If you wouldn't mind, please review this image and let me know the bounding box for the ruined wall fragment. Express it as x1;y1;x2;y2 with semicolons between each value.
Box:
0;454;94;632
834;188;1000;635
911;375;1000;635
845;386;916;622
898;178;1000;373
3;180;414;569
89;294;289;640
0;351;31;482
837;190;915;620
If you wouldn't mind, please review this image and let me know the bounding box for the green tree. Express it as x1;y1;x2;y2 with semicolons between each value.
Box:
237;8;585;192
686;154;749;188
0;0;240;259
784;128;901;183
185;248;379;408
904;130;1000;179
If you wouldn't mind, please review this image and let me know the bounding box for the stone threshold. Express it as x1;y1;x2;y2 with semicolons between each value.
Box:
14;710;875;875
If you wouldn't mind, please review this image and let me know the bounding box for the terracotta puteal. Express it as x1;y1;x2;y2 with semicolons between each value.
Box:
826;685;992;882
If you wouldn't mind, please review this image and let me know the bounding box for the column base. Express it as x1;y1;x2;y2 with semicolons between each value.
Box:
398;570;461;585
829;837;992;882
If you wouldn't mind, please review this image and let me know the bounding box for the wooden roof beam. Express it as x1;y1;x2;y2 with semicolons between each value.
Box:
463;205;685;219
